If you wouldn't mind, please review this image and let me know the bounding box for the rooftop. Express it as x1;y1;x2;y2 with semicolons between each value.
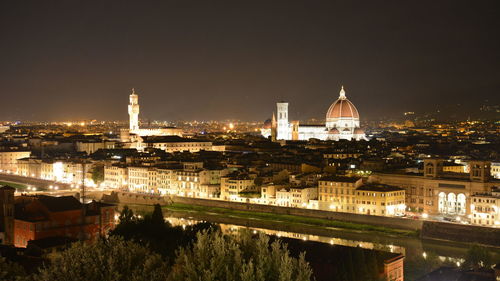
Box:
142;136;210;143
357;183;404;192
319;176;361;183
36;195;82;212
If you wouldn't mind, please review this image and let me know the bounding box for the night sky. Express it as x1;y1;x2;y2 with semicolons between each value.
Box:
1;0;499;122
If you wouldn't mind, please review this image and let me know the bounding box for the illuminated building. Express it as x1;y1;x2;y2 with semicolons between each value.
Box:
491;162;500;179
262;86;367;141
273;185;318;208
220;174;256;201
318;176;405;217
470;188;499;227
121;89;183;142
355;184;406;216
17;158;42;178
318;176;363;213
75;140;115;155
12;195;115;248
127;166;156;193
369;159;497;217
104;165;128;189
138;135;212;153
0;150;31;174
173;163;226;198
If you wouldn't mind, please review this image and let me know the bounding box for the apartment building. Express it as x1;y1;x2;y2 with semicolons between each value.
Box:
355;184;406;216
318;176;363;212
470;189;499;227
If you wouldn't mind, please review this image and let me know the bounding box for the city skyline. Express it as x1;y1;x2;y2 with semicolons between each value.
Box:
1;1;499;122
1;2;499;281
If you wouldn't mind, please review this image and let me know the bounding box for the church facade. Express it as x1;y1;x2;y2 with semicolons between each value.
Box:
262;87;367;141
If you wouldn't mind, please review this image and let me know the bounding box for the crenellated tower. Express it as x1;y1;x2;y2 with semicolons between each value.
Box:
128;88;140;131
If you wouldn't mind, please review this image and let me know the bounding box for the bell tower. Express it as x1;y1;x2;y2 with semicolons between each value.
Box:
128;88;140;131
424;159;444;178
276;102;289;140
469;161;491;182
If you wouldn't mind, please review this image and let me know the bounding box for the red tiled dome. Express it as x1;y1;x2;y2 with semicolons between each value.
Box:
353;128;364;134
325;87;359;120
326;99;359;119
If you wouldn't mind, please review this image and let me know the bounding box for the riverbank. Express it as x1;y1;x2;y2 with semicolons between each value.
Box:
0;180;28;190
164;202;418;237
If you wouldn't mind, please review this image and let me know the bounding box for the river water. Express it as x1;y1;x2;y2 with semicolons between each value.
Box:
126;204;500;280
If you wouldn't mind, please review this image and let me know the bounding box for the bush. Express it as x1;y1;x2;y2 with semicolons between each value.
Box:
168;230;312;281
35;236;168;281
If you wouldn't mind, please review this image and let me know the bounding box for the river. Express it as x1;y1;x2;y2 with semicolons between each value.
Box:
125;204;500;280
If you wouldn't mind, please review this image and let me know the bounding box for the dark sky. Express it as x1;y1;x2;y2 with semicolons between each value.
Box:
1;0;499;122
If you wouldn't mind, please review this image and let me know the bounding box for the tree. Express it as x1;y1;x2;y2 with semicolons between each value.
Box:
254;177;264;186
462;244;492;270
90;164;104;185
118;205;135;224
110;206;218;260
151;204;165;226
168;230;313;281
35;236;169;281
0;257;27;281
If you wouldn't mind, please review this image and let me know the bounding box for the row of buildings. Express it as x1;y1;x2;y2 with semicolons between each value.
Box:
1;146;499;228
100;158;497;226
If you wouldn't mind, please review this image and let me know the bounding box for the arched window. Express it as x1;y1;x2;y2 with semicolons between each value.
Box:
447;193;456;214
438;192;447;213
457;193;466;215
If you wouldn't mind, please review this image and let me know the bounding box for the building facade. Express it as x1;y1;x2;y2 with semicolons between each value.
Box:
13;195;115;248
355;184;406;216
0;185;15;245
318;176;363;213
0;150;31;174
262;87;367;141
369;159;497;217
220;174;255;201
121;89;183;142
470;189;499;227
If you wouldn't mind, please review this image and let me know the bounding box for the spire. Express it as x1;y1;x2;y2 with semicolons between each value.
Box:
131;88;136;95
339;85;346;99
272;112;277;127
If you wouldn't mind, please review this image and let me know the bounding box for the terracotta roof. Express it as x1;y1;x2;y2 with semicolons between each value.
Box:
326;98;359;119
37;195;82;212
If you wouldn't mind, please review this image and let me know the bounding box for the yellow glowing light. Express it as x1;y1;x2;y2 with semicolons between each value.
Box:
80;122;85;126
229;123;234;130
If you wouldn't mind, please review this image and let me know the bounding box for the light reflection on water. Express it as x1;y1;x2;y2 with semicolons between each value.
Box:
165;216;466;265
167;217;405;254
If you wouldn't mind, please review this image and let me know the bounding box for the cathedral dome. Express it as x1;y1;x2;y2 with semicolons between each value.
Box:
326;86;359;120
263;118;272;129
353;128;364;134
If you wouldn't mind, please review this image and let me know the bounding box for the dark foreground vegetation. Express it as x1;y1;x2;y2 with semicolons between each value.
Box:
1;204;497;281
